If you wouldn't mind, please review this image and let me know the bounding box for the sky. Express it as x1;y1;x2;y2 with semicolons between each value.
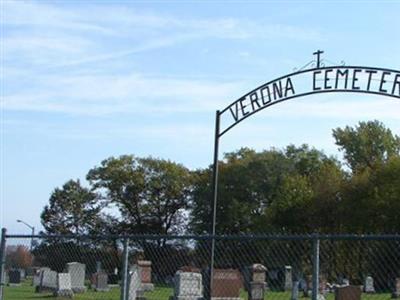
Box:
1;0;400;235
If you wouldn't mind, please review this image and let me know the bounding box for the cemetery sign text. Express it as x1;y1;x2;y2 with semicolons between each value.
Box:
219;66;400;136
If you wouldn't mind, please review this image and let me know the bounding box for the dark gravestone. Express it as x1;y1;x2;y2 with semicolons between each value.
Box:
335;286;361;300
109;274;119;285
392;278;400;299
212;269;242;299
8;270;21;286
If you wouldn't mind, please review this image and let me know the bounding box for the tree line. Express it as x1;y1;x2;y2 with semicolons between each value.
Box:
40;120;400;236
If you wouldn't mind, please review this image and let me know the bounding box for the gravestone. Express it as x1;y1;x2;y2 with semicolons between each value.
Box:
38;269;58;292
291;281;299;300
109;273;119;285
303;275;326;297
8;270;21;286
364;276;375;293
66;262;86;293
392;278;400;299
33;268;50;288
19;269;26;279
335;285;361;300
180;266;201;273
96;261;102;273
247;264;267;300
172;271;203;300
211;269;242;300
284;266;292;291
342;279;350;287
33;273;41;287
138;260;154;292
92;272;109;292
128;265;142;300
54;273;74;298
319;276;327;295
303;275;312;297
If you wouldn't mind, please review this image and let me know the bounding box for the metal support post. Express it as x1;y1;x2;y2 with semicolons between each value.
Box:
120;238;129;300
312;235;320;300
208;110;220;300
0;228;7;300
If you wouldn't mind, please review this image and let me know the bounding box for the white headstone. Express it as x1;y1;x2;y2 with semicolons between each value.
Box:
174;271;203;299
40;269;58;290
342;279;350;287
33;274;41;287
128;266;142;300
54;273;74;298
66;262;86;293
284;266;293;291
364;276;375;293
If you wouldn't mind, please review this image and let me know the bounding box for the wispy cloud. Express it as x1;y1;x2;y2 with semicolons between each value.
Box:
3;1;322;69
3;72;247;115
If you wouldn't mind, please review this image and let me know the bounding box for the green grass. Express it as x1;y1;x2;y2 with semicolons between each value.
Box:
3;279;394;300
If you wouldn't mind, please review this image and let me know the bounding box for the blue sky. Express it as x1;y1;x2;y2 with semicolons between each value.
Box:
1;0;400;234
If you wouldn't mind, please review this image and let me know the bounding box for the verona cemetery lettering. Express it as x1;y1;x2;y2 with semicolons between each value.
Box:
221;67;400;134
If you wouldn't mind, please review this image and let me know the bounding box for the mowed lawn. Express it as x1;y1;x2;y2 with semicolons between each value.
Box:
3;280;394;300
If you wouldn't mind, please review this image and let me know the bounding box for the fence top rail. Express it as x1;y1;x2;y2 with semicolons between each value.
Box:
4;232;400;241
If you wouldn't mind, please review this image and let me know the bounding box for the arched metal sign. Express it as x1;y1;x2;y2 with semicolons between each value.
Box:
219;65;400;136
208;51;399;300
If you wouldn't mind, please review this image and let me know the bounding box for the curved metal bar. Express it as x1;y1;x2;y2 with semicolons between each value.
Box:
219;65;400;137
219;89;399;137
220;65;400;115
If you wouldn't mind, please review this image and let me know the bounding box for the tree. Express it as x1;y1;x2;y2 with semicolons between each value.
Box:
86;155;192;235
5;245;33;269
41;179;103;235
190;146;344;234
190;148;293;234
340;156;400;233
333;120;400;172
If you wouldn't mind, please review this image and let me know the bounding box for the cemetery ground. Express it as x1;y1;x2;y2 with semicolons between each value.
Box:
3;279;393;300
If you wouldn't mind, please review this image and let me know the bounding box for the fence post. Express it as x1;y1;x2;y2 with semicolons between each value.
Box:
0;228;7;300
312;234;320;300
120;238;129;300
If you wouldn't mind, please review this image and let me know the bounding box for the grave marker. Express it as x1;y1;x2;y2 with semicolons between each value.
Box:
392;278;400;299
138;260;154;291
38;269;58;292
364;276;375;293
335;285;361;300
211;269;242;300
172;271;203;300
8;270;21;286
54;273;74;298
66;262;86;293
128;265;142;300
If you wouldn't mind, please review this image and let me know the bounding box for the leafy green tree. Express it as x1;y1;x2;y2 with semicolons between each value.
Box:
340;156;400;233
265;174;313;232
41;179;103;235
333;120;400;172
190;145;343;234
86;155;192;235
190;148;293;234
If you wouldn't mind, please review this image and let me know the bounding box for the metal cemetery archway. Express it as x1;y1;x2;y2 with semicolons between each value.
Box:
208;51;400;300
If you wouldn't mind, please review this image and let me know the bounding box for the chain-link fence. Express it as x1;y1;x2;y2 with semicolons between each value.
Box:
0;229;399;300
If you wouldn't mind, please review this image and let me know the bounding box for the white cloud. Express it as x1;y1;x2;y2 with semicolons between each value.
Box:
3;1;322;69
3;72;247;115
